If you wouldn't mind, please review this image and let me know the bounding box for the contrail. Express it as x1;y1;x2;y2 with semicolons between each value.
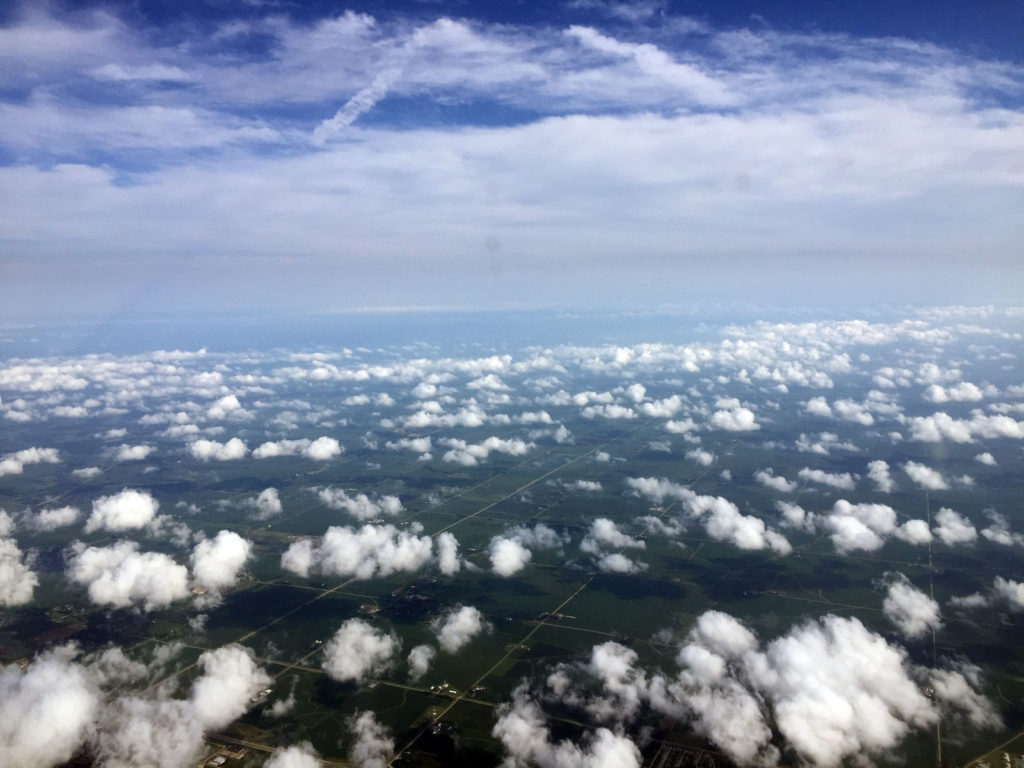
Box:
311;67;403;144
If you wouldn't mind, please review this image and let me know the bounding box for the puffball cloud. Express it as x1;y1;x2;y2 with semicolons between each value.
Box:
85;489;159;533
66;540;190;611
432;605;491;654
323;618;398;684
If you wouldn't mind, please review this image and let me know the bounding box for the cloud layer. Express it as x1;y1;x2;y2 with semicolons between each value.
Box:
2;7;1022;314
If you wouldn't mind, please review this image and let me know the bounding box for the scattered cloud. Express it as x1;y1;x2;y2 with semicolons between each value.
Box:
0;447;60;477
797;467;856;491
710;406;759;431
250;487;283;519
323;619;398;684
0;535;38;607
114;443;153;461
190;437;248;461
265;743;320;768
66;540;190;611
432;605;491;653
932;508;977;546
84;488;159;533
346;710;394;768
493;685;642;768
318;488;403;521
407;645;435;681
26;505;80;531
190;530;253;599
489;536;532;577
882;573;942;639
281;524;437;580
441;436;534;466
903;461;948;491
628;477;790;554
509;609;998;767
867;459;895;492
754;468;796;493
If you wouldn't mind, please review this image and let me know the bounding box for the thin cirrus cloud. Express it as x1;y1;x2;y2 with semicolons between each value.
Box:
0;5;1022;315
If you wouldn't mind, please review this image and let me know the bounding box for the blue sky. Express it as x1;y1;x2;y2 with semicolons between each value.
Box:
1;0;1022;318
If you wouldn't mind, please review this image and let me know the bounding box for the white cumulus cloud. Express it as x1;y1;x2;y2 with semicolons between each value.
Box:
432;605;491;653
190;437;248;461
322;618;398;684
882;573;942;639
281;524;436;580
0;537;38;607
85;488;159;533
932;507;976;546
318;488;403;520
66;540;190;611
710;406;759;431
903;461;948;491
190;530;252;596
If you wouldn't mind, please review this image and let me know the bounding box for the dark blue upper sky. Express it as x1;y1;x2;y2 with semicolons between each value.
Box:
41;0;1023;61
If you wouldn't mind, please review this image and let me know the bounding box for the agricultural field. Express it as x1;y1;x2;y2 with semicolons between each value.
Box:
1;308;1022;768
